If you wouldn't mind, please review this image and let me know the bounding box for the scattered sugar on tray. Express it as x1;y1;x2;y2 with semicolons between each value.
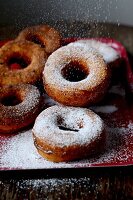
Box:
90;105;118;113
68;39;120;63
1;121;132;169
0;128;95;169
91;122;133;164
1;130;56;169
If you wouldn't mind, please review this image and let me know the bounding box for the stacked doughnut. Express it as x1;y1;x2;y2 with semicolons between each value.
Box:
0;24;61;87
0;25;120;162
33;39;120;162
0;25;61;133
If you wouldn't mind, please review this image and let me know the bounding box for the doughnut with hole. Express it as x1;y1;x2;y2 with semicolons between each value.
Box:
32;105;106;162
43;45;110;106
0;40;47;87
16;25;61;54
0;84;42;133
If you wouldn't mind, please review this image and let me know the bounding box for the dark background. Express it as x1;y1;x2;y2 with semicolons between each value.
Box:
0;0;133;27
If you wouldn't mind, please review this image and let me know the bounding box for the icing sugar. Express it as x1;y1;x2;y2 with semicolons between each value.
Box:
19;177;91;190
0;129;94;169
1;121;132;169
32;105;104;147
0;84;41;125
68;39;120;63
43;45;108;91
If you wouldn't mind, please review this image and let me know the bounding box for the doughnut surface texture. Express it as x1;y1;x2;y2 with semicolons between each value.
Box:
43;45;110;106
68;39;120;64
0;40;46;87
0;84;42;133
32;105;105;162
16;25;61;54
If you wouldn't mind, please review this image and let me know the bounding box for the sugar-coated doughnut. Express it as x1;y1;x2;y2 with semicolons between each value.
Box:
16;25;61;54
0;84;42;133
0;40;47;87
43;45;110;107
68;39;120;64
32;105;106;162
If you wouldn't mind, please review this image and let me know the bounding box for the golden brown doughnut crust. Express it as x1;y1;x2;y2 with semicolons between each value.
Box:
43;45;110;107
34;132;106;162
0;84;42;133
16;25;61;54
0;40;47;87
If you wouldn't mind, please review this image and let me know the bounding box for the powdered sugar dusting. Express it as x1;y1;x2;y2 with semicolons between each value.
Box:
33;106;104;147
0;129;94;169
43;45;108;91
0;82;132;169
92;122;133;164
1;121;133;169
68;39;120;63
1;84;41;119
0;130;58;169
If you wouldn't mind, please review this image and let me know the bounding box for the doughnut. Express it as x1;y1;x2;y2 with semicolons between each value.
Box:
43;45;110;107
16;25;61;54
32;105;106;162
0;84;42;133
68;39;120;65
0;40;47;87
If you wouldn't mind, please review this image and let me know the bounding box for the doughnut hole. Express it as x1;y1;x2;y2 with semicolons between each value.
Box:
25;34;45;48
6;53;31;70
57;115;79;132
1;91;23;106
61;60;89;82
